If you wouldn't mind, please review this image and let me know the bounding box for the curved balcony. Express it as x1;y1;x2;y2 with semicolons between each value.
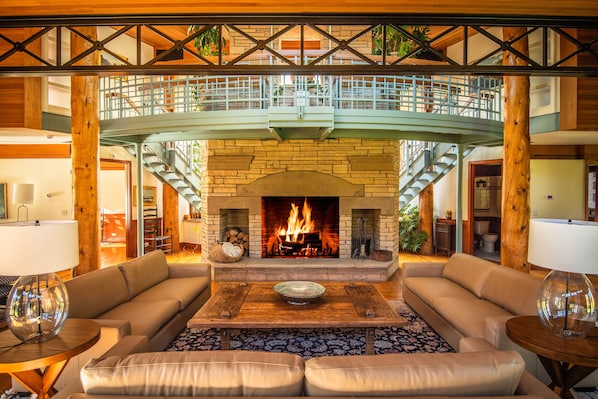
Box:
99;74;503;145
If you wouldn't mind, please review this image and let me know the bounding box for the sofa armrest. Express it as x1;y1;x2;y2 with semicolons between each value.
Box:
484;316;551;386
516;371;560;398
402;261;445;278
53;319;132;391
459;337;558;399
168;263;211;279
52;336;151;399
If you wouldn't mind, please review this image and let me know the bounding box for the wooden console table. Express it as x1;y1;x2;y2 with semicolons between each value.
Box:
506;315;598;399
189;282;406;355
0;319;100;399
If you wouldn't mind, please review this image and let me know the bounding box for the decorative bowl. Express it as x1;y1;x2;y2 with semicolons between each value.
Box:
273;281;326;305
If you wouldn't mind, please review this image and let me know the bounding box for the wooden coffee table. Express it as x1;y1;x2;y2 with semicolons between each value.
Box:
188;282;407;355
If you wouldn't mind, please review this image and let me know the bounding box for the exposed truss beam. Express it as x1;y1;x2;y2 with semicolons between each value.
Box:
1;14;597;77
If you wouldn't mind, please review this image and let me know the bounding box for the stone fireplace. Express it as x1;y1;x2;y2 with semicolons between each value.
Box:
199;138;400;282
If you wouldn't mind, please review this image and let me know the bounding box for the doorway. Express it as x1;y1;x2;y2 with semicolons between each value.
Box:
100;159;132;258
468;160;502;262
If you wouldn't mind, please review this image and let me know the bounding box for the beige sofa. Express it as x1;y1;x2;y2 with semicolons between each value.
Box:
402;252;597;388
54;347;558;399
56;250;212;389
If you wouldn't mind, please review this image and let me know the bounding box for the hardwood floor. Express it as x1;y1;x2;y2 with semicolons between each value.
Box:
100;243;449;301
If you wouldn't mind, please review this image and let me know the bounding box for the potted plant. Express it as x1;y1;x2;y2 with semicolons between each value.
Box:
399;205;428;253
372;25;440;60
188;25;229;56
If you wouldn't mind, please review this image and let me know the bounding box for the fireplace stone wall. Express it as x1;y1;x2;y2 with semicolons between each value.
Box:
198;138;400;263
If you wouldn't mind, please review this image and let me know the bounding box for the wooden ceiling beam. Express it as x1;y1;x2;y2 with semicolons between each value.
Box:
1;1;597;18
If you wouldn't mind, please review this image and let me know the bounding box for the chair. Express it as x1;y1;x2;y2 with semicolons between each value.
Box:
143;207;173;253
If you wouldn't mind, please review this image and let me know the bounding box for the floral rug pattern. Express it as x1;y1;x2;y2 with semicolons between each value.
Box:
166;300;454;359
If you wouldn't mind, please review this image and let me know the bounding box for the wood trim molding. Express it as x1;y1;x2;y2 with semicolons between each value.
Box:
0;144;71;158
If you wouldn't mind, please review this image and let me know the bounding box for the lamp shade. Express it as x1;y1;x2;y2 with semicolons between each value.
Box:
0;220;79;275
12;183;34;204
528;218;598;275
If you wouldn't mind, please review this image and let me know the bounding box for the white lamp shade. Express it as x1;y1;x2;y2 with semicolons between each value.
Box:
528;218;598;275
12;183;34;204
0;220;79;275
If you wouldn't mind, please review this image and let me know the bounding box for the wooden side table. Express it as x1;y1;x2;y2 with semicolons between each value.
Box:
0;318;100;399
506;315;598;399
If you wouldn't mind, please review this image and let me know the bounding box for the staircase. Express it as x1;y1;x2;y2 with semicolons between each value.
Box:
127;142;202;211
399;142;473;209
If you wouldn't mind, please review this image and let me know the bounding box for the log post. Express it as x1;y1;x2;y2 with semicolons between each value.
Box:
418;184;434;255
71;27;101;276
162;183;180;252
501;27;531;272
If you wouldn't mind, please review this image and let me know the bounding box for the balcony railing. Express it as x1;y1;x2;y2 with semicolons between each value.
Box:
99;74;503;122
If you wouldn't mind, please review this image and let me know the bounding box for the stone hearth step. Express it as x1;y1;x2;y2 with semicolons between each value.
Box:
211;257;398;282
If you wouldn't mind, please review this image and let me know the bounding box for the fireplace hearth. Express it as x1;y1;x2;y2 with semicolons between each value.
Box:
262;197;339;258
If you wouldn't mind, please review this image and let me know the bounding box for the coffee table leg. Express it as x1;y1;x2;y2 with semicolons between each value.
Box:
365;327;375;355
220;328;231;350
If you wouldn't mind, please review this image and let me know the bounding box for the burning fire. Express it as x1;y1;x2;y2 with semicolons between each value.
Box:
277;198;315;243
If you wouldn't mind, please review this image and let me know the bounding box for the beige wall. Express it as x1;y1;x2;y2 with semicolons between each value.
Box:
530;159;585;220
0;157;74;221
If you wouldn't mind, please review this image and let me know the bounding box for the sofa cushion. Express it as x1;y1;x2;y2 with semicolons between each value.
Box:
483;266;542;316
65;267;130;319
304;351;525;397
97;299;179;338
404;276;480;307
81;351;305;396
131;276;210;310
433;297;512;338
441;253;496;297
118;250;169;298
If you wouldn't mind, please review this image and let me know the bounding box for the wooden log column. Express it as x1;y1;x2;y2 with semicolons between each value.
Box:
71;27;101;276
418;184;434;255
501;27;531;272
163;182;180;252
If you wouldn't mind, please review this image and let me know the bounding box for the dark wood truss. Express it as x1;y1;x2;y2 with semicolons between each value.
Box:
1;14;597;77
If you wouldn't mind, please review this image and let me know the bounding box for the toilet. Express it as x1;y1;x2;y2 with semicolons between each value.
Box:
474;221;498;253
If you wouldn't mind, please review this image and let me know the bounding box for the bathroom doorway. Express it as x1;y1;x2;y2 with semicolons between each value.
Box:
468;160;502;262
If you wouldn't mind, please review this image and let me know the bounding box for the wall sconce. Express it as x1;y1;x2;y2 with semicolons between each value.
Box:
12;183;34;222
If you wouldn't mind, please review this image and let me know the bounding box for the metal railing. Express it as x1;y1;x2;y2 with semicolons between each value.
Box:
99;74;503;122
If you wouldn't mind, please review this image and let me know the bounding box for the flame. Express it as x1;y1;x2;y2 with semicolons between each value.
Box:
277;198;315;242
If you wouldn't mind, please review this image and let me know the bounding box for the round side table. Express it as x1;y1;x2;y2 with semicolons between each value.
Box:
506;315;598;399
0;318;100;399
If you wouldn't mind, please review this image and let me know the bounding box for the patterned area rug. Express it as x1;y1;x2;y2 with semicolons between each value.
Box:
166;300;454;359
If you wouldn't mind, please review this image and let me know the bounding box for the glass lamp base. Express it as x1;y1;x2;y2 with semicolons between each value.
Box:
5;272;69;343
537;270;597;338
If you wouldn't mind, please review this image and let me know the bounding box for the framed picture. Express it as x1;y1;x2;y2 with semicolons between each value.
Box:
0;183;6;219
133;185;157;207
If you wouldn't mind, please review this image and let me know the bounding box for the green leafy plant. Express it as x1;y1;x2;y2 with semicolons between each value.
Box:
372;25;432;58
399;205;428;253
188;25;229;56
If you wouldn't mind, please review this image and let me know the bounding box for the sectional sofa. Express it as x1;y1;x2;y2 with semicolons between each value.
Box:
54;341;558;399
402;252;598;388
55;250;212;389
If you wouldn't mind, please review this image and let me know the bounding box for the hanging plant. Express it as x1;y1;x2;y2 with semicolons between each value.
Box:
372;25;437;60
188;25;229;56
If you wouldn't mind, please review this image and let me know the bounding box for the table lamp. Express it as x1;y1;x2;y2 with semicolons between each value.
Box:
0;220;79;343
12;183;34;222
528;218;598;338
